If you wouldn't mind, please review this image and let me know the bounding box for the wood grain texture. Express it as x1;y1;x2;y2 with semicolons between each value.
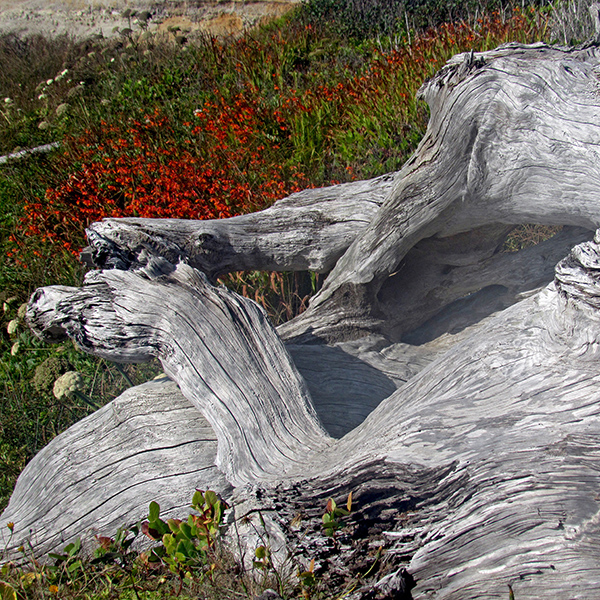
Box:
17;232;600;596
0;378;231;560
82;173;397;278
332;267;600;598
282;43;600;343
26;262;332;486
265;234;600;598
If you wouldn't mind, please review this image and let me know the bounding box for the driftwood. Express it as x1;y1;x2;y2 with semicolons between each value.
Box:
0;379;231;558
4;42;600;598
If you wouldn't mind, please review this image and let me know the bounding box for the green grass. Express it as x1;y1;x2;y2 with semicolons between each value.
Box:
0;302;162;512
0;0;579;595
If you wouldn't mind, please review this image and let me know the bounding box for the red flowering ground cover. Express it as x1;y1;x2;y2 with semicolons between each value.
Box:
19;102;308;254
17;9;546;256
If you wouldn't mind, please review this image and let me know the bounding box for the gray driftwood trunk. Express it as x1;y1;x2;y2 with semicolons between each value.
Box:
4;42;600;599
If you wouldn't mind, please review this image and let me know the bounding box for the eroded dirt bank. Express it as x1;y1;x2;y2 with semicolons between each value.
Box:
0;0;300;39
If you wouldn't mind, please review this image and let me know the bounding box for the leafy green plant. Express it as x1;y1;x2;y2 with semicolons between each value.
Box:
253;545;273;571
297;558;316;600
322;492;353;539
91;523;141;568
47;538;84;583
142;490;229;582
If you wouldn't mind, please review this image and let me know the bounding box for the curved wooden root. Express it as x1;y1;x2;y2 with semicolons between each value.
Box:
270;234;600;598
83;173;396;278
26;262;331;487
330;234;600;597
9;230;600;597
282;44;600;342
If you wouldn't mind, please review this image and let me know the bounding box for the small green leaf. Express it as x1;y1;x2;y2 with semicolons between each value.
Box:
214;504;223;524
167;518;182;534
179;523;193;540
68;537;81;556
67;560;82;574
196;537;209;550
0;581;17;600
149;501;160;522
298;570;316;587
258;512;267;529
192;490;204;507
48;552;66;562
163;533;176;554
255;545;267;559
204;490;218;506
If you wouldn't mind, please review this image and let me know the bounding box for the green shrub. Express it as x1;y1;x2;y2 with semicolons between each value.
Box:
299;0;544;40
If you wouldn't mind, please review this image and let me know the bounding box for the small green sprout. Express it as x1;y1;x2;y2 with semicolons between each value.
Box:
298;558;316;599
322;492;353;538
253;545;272;571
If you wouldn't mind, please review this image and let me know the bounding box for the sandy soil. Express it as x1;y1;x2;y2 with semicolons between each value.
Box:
0;0;300;39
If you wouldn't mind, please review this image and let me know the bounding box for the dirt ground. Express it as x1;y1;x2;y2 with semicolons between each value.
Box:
0;0;300;39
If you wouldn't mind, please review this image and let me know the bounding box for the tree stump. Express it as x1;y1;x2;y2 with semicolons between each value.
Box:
4;43;600;599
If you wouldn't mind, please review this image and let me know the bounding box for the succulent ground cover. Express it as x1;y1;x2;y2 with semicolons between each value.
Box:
0;0;584;596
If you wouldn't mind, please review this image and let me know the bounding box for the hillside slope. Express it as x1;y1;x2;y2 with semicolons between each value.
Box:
0;0;299;39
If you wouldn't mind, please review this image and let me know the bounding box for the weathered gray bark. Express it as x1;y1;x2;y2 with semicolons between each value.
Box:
280;42;600;342
4;42;600;599
25;262;331;486
0;378;231;559
82;173;397;278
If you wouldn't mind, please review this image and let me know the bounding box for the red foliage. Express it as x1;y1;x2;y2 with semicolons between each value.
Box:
23;101;307;253
19;9;544;255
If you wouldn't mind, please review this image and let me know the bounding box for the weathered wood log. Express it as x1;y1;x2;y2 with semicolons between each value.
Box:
281;42;600;342
8;235;600;598
84;43;600;343
0;378;231;559
5;42;600;599
82;173;397;278
25;261;331;486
